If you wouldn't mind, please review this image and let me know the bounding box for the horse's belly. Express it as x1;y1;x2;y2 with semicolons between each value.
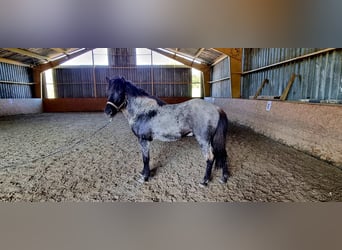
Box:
153;128;193;142
154;133;181;142
151;111;192;141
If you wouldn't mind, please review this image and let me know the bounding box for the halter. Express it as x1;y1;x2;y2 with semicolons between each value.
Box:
106;97;127;112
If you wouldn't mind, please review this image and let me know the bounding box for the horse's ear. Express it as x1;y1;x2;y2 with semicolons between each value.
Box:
121;76;126;82
106;77;110;83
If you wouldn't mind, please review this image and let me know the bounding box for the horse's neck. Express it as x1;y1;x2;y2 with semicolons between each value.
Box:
123;96;159;121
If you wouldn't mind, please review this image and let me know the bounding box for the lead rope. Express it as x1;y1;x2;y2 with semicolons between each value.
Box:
0;119;113;170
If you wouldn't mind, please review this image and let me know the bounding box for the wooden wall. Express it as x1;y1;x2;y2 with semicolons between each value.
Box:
43;97;192;112
206;97;342;168
0;99;42;116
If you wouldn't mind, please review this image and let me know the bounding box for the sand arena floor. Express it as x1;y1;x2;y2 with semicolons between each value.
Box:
0;112;341;201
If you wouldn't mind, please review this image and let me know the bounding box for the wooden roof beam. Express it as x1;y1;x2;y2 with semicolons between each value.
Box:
161;48;206;65
34;48;94;72
212;48;242;61
150;48;209;72
3;48;51;62
194;48;205;58
212;54;228;66
51;48;68;55
191;48;205;65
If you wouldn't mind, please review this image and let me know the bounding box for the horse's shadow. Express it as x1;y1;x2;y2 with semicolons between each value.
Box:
149;135;234;180
148;137;198;178
149;163;162;178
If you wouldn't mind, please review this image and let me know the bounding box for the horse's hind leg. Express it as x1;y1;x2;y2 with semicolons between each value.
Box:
197;141;215;187
138;138;151;183
200;158;214;187
220;162;229;184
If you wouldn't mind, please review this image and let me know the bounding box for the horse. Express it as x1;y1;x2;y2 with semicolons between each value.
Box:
104;76;229;186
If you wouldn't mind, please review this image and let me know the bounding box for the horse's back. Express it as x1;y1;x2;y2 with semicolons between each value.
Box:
172;99;222;136
180;98;221;123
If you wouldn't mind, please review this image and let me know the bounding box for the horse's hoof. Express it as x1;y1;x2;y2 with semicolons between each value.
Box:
137;176;146;183
137;175;149;184
219;176;228;184
199;180;209;188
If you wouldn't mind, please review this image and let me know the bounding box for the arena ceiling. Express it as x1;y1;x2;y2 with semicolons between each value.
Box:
0;48;93;68
0;48;240;70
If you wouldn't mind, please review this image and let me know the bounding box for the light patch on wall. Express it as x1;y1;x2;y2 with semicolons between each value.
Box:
192;68;201;98
266;101;272;111
44;69;55;99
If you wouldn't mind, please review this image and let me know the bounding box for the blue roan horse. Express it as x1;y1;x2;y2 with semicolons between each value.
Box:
104;76;229;186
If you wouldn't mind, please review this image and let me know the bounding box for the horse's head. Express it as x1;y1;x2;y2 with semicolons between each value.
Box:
104;76;127;118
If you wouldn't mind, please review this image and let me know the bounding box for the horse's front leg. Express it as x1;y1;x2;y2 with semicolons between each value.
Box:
138;138;151;183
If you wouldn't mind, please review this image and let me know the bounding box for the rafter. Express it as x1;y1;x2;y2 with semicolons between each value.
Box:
51;48;68;54
212;53;228;66
150;48;209;72
161;48;205;64
3;48;51;61
34;48;94;71
194;48;205;58
191;48;205;65
212;48;242;61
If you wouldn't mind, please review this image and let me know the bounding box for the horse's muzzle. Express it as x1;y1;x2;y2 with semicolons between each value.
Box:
104;104;117;118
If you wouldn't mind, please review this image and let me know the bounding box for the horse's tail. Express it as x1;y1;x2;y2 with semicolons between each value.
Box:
211;109;228;170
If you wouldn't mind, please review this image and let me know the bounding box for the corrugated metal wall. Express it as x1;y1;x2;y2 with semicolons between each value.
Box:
211;57;231;97
242;48;342;101
0;62;33;98
52;66;191;98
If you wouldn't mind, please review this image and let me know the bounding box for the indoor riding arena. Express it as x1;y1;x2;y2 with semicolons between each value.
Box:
1;48;341;202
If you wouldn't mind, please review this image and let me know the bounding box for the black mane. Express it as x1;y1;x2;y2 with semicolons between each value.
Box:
124;80;149;97
124;80;166;106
